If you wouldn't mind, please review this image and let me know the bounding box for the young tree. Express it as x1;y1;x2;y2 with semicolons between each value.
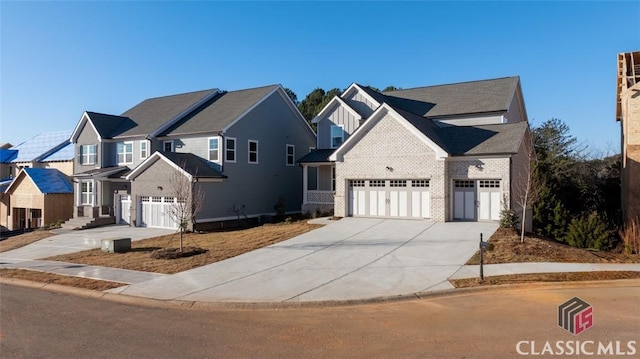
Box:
168;162;205;252
513;133;544;243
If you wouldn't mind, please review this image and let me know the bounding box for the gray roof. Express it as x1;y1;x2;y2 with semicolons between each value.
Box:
116;89;217;138
161;152;226;178
73;166;130;178
85;112;134;139
382;77;519;118
161;85;279;136
298;149;335;163
436;122;528;155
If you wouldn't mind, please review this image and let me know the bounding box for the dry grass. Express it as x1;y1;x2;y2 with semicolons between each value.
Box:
46;221;322;274
450;271;640;288
466;228;640;265
0;268;125;291
620;218;640;255
0;230;55;253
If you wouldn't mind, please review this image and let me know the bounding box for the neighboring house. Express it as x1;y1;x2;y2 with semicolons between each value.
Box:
616;51;640;223
1;131;75;231
299;76;531;228
2;168;73;230
69;85;315;230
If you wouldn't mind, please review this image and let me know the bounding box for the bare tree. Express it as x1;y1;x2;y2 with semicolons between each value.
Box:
513;133;544;243
168;161;205;252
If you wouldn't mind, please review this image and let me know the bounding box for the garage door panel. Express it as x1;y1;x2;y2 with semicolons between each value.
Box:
349;179;430;219
398;191;408;217
422;191;430;218
139;196;179;229
490;191;501;220
479;192;491;220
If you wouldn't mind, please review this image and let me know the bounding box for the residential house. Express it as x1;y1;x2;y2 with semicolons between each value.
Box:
299;76;532;228
616;51;640;223
1;131;75;230
3;168;73;230
69;85;316;230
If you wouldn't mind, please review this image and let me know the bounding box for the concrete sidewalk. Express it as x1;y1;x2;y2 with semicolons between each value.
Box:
2;219;639;304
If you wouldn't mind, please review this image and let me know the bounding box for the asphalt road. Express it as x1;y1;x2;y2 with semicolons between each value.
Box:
1;281;639;358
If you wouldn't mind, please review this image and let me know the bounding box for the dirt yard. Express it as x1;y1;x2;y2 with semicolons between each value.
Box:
0;230;54;253
45;221;322;274
0;268;125;291
466;227;640;265
450;271;640;288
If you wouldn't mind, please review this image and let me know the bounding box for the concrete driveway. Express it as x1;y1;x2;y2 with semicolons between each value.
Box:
111;218;498;302
0;225;175;261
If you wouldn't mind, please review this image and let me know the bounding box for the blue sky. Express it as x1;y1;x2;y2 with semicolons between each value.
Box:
1;1;638;154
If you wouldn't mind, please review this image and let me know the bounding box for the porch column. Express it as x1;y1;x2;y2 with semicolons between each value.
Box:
302;164;308;204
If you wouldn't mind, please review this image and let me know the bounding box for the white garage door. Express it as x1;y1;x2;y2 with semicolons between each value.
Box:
139;196;179;229
348;179;430;219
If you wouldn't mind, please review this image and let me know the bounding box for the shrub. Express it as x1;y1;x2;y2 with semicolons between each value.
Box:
498;195;518;229
619;217;640;255
565;212;616;250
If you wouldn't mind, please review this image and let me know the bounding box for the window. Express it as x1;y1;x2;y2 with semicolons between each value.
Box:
117;142;133;164
330;125;344;148
332;167;336;191
81;181;93;205
479;180;500;188
412;180;430;187
163;141;174;152
390;180;407;187
286;144;295;166
208;137;220;162
370;180;385;187
454;180;475;188
248;140;258;164
140;140;148;159
79;144;97;165
349;180;365;187
225;138;236;162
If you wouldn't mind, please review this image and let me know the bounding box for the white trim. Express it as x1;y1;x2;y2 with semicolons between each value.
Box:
248;140;259;164
80;179;95;206
71;112;103;143
341;83;382;108
163;140;174;152
149;89;221;138
116;141;134;165
285;144;295;166
225;137;237;163
139;140;149;159
222;86;279;133
126;152;192;181
311;96;362;124
330;124;345;149
208;136;221;162
329;103;449;161
79;144;97;165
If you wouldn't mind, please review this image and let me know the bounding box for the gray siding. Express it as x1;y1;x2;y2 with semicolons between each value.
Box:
132;90;315;223
504;91;525;124
316;105;360;149
343;91;377;118
74;122;102;172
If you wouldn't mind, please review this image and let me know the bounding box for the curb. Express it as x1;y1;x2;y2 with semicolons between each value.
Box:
2;276;639;311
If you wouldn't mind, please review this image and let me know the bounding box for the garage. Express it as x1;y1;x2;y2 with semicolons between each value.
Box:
138;196;179;229
348;179;430;219
453;179;501;222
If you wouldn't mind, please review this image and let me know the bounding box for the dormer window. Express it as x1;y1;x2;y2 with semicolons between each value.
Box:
163;140;174;152
331;125;344;148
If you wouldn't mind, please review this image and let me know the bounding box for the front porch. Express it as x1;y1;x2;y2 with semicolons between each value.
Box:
301;162;335;216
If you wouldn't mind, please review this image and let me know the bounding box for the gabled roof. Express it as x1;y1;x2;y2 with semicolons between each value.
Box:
10;130;72;163
6;168;73;194
382;77;519;118
40;142;75;162
73;166;130;179
0;149;18;163
126;151;226;181
311;96;362;124
121;89;219;138
436;122;528;156
84;112;135;139
160;85;280;136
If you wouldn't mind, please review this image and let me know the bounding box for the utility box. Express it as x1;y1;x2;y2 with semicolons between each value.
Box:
101;238;131;253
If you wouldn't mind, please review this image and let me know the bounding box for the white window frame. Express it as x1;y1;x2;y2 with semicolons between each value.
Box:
286;144;295;166
140;140;149;159
225;137;236;163
208;137;220;162
163;140;174;152
117;141;133;164
80;144;97;165
330;125;344;149
248;140;258;164
80;180;94;205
